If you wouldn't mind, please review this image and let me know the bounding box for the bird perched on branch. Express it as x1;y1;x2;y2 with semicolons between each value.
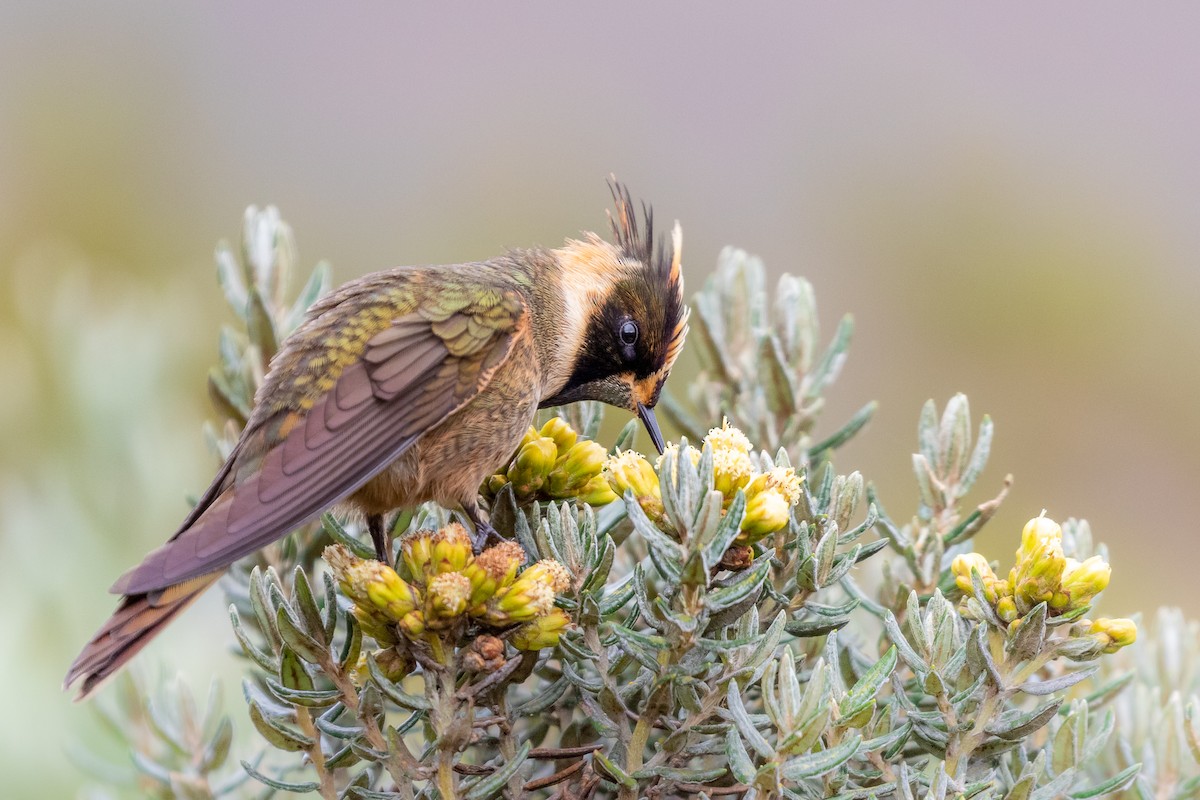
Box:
65;182;689;699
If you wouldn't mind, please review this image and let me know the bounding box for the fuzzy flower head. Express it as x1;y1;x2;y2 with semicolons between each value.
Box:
605;449;664;520
705;419;754;500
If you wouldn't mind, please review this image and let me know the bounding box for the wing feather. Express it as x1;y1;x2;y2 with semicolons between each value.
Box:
112;292;526;595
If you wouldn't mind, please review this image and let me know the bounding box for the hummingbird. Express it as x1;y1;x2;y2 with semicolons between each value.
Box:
65;182;689;699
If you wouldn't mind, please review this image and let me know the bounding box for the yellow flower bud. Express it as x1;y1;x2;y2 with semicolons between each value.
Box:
996;596;1018;623
511;607;572;650
484;474;510;496
1094;617;1138;653
655;443;701;482
1018;515;1063;562
951;553;998;600
399;531;435;584
1012;516;1066;613
398;610;426;637
430;523;473;575
426;572;471;624
547;440;608;497
324;544;422;624
539;417;578;453
508;436;558;495
1059;556;1111;610
577;474;618;506
737;487;791;544
483;579;556;625
1072;617;1138;654
351;605;399;646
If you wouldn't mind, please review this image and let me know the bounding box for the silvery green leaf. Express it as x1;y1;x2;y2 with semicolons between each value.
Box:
960;414;993;496
840;647;897;721
808;401;877;463
285;261;331;330
214;241;249;316
758;334;797;416
862;720;913;754
207;369;252;424
926;590;959;670
277;645;314;694
592;750;637;790
987;699;1063;740
1053;699;1087;773
741;613;786;687
1004;774;1036;800
883;610;928;674
726;726;757;785
241;760;319;793
1069;763;1141;798
708;555;771;611
801;598;861;619
462;740;531;800
314;715;365;740
625;489;683;562
513;676;568;716
246;701;312;752
265;680;339;709
632;764;729;783
726;679;776;759
702;490;746;570
779;733;860;780
611;417;639;454
940;393;972;483
785;617;851;638
813;523;839;587
917;399;940;469
229;606;278;672
289;566;325;645
903;591;931;659
966;623;1003;689
911;453;938;515
1017;665;1098;696
275;606;325;664
366;653;429;712
1030;769;1078;800
805;314;853;400
777;703;832;757
1079;707;1115;766
839;574;887;617
245;286;278;363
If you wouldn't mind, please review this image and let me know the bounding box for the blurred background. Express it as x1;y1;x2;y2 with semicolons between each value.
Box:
3;3;1199;796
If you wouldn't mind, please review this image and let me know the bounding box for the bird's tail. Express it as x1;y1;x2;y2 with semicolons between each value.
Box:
64;571;222;700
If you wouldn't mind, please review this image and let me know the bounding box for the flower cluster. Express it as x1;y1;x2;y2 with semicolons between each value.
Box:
952;515;1136;651
605;420;803;546
324;524;572;658
481;417;615;505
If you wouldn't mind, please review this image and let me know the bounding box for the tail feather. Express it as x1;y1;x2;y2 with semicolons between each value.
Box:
64;572;222;700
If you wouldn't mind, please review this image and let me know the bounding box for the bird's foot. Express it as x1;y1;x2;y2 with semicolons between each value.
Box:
463;504;505;553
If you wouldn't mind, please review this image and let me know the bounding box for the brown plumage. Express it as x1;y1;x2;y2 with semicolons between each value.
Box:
65;182;689;699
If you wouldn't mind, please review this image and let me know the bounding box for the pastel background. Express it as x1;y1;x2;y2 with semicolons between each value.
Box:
3;4;1198;796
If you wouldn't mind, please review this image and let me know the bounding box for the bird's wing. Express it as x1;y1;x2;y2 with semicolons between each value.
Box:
112;286;528;595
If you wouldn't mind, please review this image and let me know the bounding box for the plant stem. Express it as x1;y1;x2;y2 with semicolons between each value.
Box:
294;706;338;800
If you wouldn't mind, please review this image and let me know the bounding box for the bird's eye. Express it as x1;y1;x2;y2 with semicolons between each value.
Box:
619;320;639;346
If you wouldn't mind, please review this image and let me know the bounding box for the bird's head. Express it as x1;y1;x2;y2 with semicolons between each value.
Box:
540;182;690;454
